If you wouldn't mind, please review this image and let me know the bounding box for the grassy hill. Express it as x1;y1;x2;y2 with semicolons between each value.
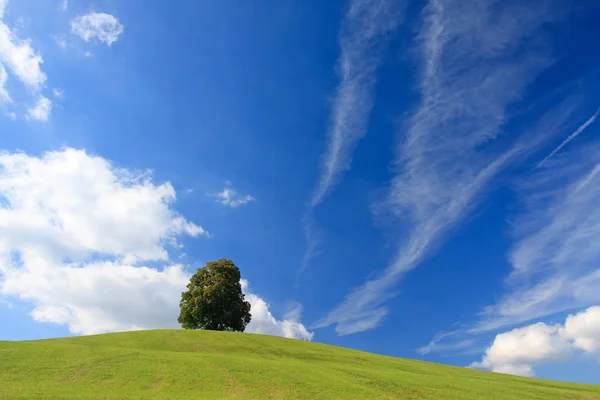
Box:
1;330;599;400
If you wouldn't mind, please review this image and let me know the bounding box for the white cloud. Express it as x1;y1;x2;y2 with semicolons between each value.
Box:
417;330;473;355
3;260;313;338
53;88;64;99
471;323;571;377
26;96;51;121
297;214;324;275
0;148;209;262
425;136;600;353
71;12;124;46
53;35;67;50
317;0;566;335
563;306;600;354
0;0;47;90
245;294;314;340
310;0;401;207
212;184;254;208
242;280;313;340
475;140;600;332
58;0;68;12
472;306;600;377
0;0;53;120
301;0;402;276
0;148;309;340
0;148;210;334
0;62;10;102
6;261;190;335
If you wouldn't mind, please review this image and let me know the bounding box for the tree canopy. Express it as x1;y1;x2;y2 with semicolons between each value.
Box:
178;259;251;332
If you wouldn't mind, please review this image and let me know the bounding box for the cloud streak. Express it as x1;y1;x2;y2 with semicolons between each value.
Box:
417;330;474;355
536;109;599;168
310;0;401;207
473;137;600;333
317;0;567;335
300;0;401;275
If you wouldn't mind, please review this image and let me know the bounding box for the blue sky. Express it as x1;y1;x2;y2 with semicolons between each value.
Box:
1;0;600;385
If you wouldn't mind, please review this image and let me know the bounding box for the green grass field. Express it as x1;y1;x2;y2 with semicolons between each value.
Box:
1;330;598;400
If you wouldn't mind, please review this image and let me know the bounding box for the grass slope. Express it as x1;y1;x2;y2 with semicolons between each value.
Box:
1;330;599;400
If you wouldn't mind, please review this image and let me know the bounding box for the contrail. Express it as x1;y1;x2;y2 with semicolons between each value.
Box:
536;109;599;168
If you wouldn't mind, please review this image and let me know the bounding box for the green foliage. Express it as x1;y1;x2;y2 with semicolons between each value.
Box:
1;330;599;400
178;259;251;332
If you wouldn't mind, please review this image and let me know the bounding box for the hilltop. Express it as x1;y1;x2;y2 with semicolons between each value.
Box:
1;330;598;399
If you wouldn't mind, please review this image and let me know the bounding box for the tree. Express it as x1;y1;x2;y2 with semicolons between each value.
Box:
178;259;251;332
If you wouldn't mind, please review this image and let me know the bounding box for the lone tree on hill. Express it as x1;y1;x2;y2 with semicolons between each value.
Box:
178;259;251;332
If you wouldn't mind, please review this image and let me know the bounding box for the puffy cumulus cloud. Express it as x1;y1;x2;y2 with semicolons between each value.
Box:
0;148;208;263
0;148;310;340
0;0;46;91
211;183;255;208
470;323;571;377
26;96;51;121
0;0;54;120
241;280;313;341
71;12;124;46
4;261;189;335
0;148;208;334
472;306;600;377
245;295;313;340
562;306;600;354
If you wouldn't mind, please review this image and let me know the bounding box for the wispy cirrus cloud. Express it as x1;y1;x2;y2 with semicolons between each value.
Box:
417;330;474;355
473;127;600;333
300;0;402;274
415;108;600;359
310;0;401;207
317;0;568;335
